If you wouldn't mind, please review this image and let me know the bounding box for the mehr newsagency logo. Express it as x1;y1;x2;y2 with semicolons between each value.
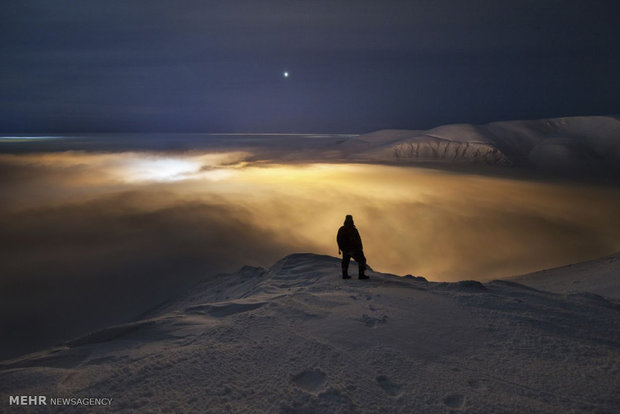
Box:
9;395;112;406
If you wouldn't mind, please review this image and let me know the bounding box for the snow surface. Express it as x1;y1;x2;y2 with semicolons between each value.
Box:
2;253;620;413
510;252;620;300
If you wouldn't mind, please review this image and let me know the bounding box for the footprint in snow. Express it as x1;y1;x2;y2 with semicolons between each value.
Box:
361;314;387;328
443;393;465;409
291;368;326;393
467;379;485;390
376;375;402;396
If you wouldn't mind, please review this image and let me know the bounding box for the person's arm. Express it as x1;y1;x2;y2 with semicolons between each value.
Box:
336;228;343;255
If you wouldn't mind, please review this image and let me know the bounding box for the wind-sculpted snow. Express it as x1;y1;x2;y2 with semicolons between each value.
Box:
391;137;512;166
2;253;620;413
353;116;620;175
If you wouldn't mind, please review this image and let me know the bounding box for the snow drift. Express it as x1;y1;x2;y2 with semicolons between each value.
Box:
510;251;620;299
2;253;619;413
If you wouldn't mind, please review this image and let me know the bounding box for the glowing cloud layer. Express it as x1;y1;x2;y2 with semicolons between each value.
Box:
2;150;620;358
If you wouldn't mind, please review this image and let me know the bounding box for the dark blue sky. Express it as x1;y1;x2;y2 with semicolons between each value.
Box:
2;1;619;133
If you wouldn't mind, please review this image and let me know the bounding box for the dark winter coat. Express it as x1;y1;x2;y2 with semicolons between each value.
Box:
337;224;363;254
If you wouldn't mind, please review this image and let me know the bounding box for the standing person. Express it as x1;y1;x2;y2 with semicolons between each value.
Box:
337;215;369;280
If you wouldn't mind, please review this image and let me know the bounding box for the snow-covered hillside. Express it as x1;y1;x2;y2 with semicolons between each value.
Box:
2;253;619;413
509;252;620;299
347;116;620;174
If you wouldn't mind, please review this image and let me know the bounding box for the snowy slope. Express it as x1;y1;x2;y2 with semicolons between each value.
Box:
350;116;620;174
509;251;620;300
2;253;619;413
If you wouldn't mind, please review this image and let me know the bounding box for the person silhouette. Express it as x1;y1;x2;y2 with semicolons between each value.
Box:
337;215;369;280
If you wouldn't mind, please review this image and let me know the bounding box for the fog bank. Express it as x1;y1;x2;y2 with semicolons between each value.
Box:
2;151;620;358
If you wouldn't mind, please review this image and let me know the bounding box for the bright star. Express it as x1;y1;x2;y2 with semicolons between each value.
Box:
283;71;289;78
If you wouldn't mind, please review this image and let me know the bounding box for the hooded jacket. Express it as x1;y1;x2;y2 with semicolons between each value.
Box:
337;216;363;253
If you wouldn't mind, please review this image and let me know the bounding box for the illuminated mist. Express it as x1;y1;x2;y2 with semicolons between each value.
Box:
2;150;620;357
3;151;620;279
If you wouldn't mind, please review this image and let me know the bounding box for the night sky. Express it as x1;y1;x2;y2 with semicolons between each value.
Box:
2;1;619;133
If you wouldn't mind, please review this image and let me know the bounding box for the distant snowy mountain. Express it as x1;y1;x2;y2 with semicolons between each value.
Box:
2;253;620;413
346;116;620;174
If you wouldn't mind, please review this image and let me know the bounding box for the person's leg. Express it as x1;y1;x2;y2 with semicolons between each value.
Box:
353;251;367;279
342;253;351;279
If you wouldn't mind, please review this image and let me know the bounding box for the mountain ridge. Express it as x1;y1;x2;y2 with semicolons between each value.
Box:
348;115;620;175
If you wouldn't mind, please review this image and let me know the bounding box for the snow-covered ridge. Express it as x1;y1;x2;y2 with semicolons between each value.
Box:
509;251;620;299
2;253;620;412
351;116;620;173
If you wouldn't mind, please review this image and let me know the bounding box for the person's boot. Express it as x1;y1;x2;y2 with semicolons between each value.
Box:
342;268;351;279
359;263;369;279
